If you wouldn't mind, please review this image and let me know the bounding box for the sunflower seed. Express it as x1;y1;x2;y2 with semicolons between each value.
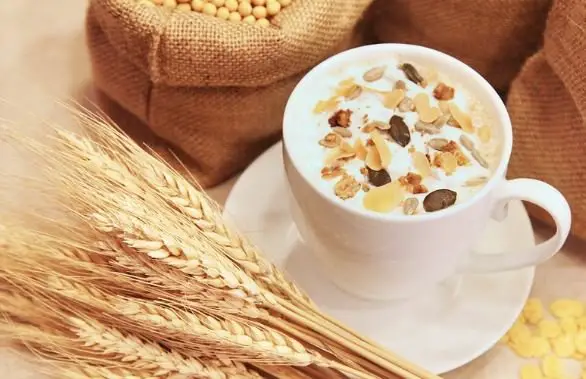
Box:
423;189;457;212
459;134;475;151
363;66;386;82
427;138;450;151
414;121;441;135
400;63;425;86
471;149;489;168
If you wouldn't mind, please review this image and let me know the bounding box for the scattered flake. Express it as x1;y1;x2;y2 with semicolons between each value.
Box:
334;174;360;200
524;298;545;325
448;102;474;132
363;181;404;213
551;299;584;319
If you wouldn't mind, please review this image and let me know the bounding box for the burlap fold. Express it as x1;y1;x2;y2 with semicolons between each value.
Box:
86;0;371;187
507;0;586;239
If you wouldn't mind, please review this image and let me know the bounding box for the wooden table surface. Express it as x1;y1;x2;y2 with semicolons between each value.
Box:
1;2;585;378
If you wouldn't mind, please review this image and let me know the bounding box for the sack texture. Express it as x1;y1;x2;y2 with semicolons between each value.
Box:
86;0;371;187
507;0;586;239
368;0;552;91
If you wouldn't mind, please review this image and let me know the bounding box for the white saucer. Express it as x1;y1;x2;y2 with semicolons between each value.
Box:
223;142;535;374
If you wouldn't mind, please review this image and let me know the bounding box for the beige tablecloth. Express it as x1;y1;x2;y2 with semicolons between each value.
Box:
1;2;585;378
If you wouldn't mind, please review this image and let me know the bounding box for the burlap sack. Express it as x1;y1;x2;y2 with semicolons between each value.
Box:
368;0;552;92
86;0;372;187
507;0;586;239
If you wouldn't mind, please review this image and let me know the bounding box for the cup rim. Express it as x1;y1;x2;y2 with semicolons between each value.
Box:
282;43;513;222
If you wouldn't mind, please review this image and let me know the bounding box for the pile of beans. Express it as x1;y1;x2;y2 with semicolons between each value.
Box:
137;0;293;27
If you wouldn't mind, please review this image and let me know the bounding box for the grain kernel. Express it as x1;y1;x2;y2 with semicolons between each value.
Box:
202;2;217;15
229;11;242;21
211;0;225;6
191;0;205;11
243;15;256;24
278;0;292;5
252;0;266;4
238;1;253;16
266;0;281;15
163;0;177;7
256;18;270;27
252;5;267;18
216;6;230;19
176;3;192;11
225;0;238;11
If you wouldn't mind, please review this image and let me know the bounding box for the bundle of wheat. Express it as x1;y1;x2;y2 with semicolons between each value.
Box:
0;108;440;379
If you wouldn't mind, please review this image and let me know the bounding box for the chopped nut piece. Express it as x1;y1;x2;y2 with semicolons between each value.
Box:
363;66;386;82
332;126;352;138
361;182;370;192
433;82;455;100
403;197;419;215
398;97;415;112
334;174;361;200
363;181;404;213
439;141;470;166
321;165;345;179
359;166;368;176
328;109;352;128
318;132;341;148
399;172;428;194
394;80;407;90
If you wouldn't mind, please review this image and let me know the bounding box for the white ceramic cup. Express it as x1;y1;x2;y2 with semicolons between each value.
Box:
282;44;572;301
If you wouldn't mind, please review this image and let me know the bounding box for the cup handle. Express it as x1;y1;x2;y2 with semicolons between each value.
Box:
462;178;571;273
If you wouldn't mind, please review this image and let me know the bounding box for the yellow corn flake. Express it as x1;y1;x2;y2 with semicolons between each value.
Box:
520;364;543;379
560;317;578;335
524;298;545;325
530;336;552;358
552;334;576;357
575;330;586;354
572;352;585;360
510;341;535;358
578;316;586;331
542;355;565;378
582;371;586;379
539;319;562;339
551;299;584;319
509;322;532;344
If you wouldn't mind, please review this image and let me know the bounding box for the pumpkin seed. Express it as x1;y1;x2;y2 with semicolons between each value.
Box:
345;84;363;100
389;115;411;147
367;167;392;187
428;138;450;151
471;149;489;168
464;176;488;187
332;126;352;138
400;63;425;86
398;97;415;112
414;121;440;135
363;66;386;82
423;189;457;212
459;134;475;151
402;197;419;215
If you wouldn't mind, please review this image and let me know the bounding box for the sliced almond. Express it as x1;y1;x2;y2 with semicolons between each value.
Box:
419;107;441;123
331;126;352;138
448;103;474;132
363;120;389;132
478;125;492;143
440;152;458;175
382;89;405;109
413;93;430;112
438;100;450;114
365;145;383;171
370;130;392;167
325;144;355;165
334;78;356;97
345;84;363;100
412;151;432;178
318;132;341;148
313;97;340;114
363;66;386;82
363;181;404;213
353;138;367;161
